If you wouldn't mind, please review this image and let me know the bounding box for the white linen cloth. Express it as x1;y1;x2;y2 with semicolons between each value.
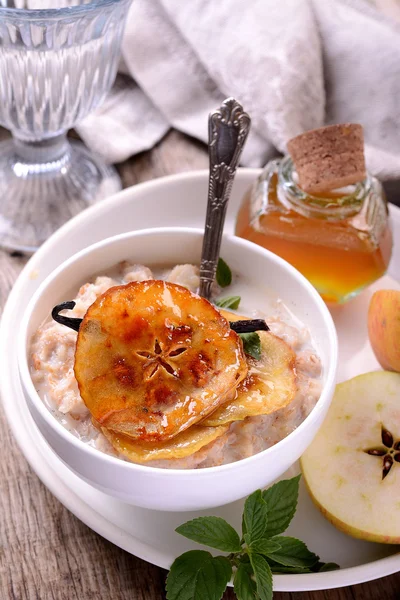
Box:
77;0;400;180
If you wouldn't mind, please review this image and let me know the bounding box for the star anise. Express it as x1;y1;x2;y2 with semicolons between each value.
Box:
136;338;188;381
364;426;400;480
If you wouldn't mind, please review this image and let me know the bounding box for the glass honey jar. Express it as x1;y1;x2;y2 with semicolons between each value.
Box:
235;155;393;304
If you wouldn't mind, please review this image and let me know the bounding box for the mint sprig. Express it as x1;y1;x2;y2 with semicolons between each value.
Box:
166;476;339;600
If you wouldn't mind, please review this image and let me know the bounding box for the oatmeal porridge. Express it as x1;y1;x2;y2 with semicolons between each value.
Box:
30;262;322;469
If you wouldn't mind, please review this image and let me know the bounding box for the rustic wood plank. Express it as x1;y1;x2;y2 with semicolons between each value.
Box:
1;128;399;600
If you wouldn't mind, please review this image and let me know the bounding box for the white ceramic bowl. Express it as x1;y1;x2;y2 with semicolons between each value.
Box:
18;227;338;511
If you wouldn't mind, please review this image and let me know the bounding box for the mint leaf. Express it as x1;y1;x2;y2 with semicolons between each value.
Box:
268;537;319;568
268;563;313;574
316;562;340;572
239;332;261;360
249;538;281;556
233;562;256;600
176;516;242;553
242;512;247;537
166;550;231;600
249;553;273;600
262;475;300;537
243;490;268;542
267;560;339;574
216;258;232;288
215;295;241;310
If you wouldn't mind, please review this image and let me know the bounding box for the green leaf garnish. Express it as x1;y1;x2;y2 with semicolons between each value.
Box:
248;538;281;556
316;562;340;572
176;516;242;553
239;332;261;360
216;258;232;288
243;533;252;547
266;537;319;568
167;477;339;600
241;512;247;537
233;562;256;600
267;564;314;574
262;474;300;537
266;560;340;574
243;490;269;543
215;295;241;310
166;550;231;600
249;554;273;600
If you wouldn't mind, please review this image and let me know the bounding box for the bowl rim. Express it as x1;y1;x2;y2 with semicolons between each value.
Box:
18;226;338;477
0;0;130;21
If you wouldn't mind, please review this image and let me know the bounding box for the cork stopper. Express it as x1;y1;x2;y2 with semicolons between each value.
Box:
287;124;366;194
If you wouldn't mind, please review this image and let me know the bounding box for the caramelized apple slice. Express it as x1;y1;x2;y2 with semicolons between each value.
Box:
74;281;247;442
202;310;296;426
101;423;229;462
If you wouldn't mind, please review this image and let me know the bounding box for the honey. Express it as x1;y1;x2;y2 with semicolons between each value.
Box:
235;157;393;304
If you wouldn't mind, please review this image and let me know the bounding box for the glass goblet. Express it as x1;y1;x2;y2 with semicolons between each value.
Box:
0;0;132;253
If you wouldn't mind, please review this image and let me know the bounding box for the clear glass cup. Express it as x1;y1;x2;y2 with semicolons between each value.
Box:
0;0;132;253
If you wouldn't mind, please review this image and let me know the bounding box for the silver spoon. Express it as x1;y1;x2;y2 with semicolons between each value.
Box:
199;98;251;300
52;99;265;335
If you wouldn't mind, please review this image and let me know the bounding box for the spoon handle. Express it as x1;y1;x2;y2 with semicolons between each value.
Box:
199;98;251;299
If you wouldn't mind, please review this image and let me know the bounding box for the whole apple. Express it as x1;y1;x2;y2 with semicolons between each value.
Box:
368;290;400;372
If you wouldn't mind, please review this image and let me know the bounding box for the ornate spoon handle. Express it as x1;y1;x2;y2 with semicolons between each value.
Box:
199;98;251;300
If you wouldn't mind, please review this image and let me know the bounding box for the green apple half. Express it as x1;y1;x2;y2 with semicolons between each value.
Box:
301;371;400;543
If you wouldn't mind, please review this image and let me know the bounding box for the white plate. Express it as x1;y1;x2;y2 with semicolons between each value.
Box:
1;169;400;592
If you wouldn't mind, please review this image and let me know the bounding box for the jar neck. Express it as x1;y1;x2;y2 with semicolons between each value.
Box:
277;155;371;220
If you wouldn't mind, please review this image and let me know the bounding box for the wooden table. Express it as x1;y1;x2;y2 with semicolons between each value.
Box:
1;130;399;600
